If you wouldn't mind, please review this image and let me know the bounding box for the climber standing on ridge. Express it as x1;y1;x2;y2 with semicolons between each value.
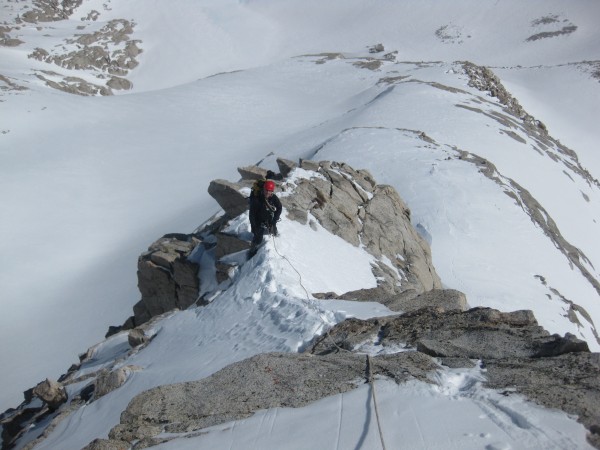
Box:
249;178;282;254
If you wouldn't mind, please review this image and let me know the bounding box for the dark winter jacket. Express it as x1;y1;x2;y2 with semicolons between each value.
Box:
249;192;282;234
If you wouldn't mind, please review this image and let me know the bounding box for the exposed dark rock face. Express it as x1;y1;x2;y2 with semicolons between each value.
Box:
132;234;201;327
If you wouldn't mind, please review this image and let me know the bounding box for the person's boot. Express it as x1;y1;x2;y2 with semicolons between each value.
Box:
248;241;259;259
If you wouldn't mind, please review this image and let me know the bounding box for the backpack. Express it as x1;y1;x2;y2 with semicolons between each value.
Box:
250;178;265;199
250;171;277;200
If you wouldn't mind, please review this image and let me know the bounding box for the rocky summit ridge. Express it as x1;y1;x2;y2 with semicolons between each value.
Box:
1;160;599;449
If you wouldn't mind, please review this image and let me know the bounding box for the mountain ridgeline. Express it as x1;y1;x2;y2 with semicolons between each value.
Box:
1;160;599;449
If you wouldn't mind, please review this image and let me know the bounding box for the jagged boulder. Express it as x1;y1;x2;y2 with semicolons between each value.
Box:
276;157;297;178
32;379;67;411
237;165;267;180
127;328;148;348
207;179;248;218
94;367;130;400
133;234;200;326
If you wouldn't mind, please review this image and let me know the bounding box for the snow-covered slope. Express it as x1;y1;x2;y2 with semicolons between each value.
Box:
18;230;595;450
1;0;599;440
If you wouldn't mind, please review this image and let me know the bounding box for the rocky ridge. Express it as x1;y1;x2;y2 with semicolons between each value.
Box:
1;159;598;449
98;308;599;449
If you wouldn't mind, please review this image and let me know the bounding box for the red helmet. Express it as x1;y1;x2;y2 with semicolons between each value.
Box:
264;180;276;192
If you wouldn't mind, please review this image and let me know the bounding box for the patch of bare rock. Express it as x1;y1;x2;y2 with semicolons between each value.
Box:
20;0;83;23
91;306;598;449
28;17;140;95
3;0;140;95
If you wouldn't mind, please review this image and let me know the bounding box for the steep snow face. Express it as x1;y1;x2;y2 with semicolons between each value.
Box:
22;231;395;450
316;126;600;349
13;215;594;450
1;0;600;414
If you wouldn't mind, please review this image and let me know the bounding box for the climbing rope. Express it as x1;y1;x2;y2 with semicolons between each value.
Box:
271;233;311;301
270;233;388;450
367;355;388;450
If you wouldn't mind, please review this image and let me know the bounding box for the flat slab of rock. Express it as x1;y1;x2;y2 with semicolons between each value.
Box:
107;352;437;445
310;307;589;359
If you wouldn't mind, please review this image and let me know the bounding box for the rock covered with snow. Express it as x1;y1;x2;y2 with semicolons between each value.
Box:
91;306;598;449
485;353;600;449
277;160;442;298
205;159;442;302
106;351;438;446
3;158;599;449
114;159;445;334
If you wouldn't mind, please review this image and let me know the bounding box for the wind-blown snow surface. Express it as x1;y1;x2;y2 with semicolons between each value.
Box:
155;378;592;450
21;236;595;450
1;0;600;440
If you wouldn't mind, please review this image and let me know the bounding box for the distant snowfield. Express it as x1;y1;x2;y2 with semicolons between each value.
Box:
1;0;600;434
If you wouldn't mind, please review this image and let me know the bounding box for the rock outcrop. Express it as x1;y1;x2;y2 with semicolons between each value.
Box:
310;306;589;359
205;159;442;301
2;0;141;95
3;159;598;450
31;379;67;411
132;233;201;327
121;158;444;331
105;233;202;335
92;305;598;449
106;351;438;447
